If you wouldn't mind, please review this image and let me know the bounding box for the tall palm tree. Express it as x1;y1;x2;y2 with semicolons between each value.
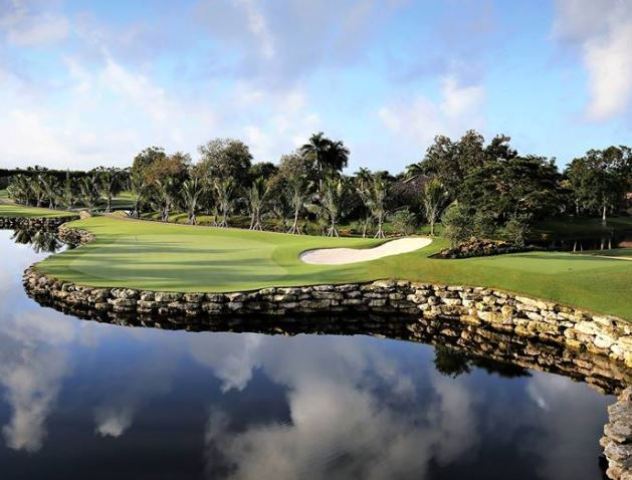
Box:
357;174;388;238
7;175;33;205
247;177;269;231
286;173;310;235
61;172;74;210
181;177;204;225
213;177;235;228
300;133;349;191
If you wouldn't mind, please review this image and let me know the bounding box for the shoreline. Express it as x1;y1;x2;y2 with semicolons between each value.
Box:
6;218;632;479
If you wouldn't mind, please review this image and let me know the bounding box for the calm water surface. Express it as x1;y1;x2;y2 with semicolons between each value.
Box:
0;229;612;479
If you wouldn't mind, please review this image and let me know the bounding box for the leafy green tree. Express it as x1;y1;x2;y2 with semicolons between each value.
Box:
198;138;253;189
391;208;416;236
459;155;562;226
442;203;473;246
566;146;632;223
153;176;179;222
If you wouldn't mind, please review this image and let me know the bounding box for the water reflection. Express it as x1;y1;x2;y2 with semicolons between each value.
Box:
0;229;614;479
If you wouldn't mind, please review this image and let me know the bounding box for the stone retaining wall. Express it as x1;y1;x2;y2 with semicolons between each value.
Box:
57;224;95;245
602;388;632;479
0;215;78;230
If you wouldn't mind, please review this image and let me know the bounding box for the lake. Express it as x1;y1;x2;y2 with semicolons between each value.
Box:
0;229;612;479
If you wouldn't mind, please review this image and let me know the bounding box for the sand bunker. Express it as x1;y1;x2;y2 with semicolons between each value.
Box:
300;237;432;265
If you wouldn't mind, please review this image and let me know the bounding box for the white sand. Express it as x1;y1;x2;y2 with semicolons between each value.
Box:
300;237;433;265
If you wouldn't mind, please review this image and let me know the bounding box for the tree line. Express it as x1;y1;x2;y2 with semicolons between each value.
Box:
6;131;632;242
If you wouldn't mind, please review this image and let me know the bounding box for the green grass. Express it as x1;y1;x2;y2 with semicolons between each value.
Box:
34;215;632;320
0;202;77;218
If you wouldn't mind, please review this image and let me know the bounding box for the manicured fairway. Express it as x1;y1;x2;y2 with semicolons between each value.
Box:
31;216;632;319
0;202;77;218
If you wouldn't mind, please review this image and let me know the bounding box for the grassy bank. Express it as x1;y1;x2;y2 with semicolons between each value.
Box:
0;202;77;218
34;215;632;320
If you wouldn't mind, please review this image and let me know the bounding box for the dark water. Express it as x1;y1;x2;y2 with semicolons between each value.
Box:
0;229;613;480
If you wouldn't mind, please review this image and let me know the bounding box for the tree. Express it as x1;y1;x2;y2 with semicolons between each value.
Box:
129;170;148;218
391;208;416;236
317;177;347;237
247;177;269;230
442;203;473;247
181;176;204;225
566;146;632;224
213;178;236;228
198;138;253;189
357;173;388;238
422;178;447;236
153;176;178;222
96;167;124;212
131;146;167;183
300;132;349;190
79;174;101;210
459;155;562;227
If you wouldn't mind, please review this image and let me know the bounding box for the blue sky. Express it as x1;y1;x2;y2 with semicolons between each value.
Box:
1;0;631;173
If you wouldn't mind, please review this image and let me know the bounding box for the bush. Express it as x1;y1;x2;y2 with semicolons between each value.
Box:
390;208;417;235
441;203;473;246
504;216;531;246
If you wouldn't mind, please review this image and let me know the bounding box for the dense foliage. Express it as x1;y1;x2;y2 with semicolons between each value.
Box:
5;130;632;240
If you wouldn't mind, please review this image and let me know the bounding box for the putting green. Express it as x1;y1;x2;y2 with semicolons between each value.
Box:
26;215;632;320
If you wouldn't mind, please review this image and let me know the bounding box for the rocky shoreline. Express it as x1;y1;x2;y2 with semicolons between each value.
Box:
16;223;632;479
0;215;79;230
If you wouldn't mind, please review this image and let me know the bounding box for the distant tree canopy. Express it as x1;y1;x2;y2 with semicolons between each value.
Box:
6;129;632;242
565;146;632;222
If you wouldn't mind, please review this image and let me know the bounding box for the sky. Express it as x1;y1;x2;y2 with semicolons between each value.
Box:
1;0;631;174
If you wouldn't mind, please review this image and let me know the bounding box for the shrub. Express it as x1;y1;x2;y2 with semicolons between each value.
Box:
441;203;473;246
390;208;417;235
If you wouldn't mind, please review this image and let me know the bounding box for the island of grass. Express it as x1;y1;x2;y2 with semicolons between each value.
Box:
29;215;632;320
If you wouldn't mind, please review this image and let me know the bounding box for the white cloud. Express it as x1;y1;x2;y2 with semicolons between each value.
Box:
554;0;632;120
378;75;485;146
0;1;69;46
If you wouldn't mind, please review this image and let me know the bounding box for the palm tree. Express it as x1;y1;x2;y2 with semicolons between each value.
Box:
98;168;123;212
354;168;373;237
422;177;448;236
130;170;147;218
181;177;204;225
154;177;177;222
79;174;101;210
61;172;74;210
40;174;61;209
247;177;269;230
7;175;33;205
300;133;349;191
318;177;346;237
213;177;235;228
286;173;310;235
357;173;388;238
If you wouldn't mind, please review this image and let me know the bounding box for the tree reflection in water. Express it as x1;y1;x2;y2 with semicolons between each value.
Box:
10;228;62;254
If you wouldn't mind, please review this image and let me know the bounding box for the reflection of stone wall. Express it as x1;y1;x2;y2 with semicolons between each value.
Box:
22;269;632;370
0;215;78;230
